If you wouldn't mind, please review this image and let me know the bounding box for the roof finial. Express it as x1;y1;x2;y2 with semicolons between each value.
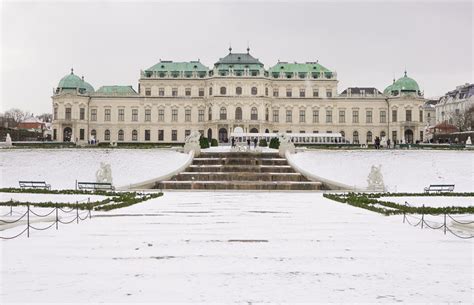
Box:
247;41;250;54
404;70;407;77
229;43;232;54
81;76;84;81
71;68;74;75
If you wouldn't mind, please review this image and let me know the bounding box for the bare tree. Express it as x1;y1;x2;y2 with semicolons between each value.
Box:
451;105;474;132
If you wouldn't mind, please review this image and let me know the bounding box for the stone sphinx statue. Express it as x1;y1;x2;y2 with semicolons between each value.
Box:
183;130;201;156
367;165;385;192
96;162;113;184
277;132;295;157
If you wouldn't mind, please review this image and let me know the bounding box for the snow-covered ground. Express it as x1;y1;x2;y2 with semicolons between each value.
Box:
291;150;474;192
381;196;474;208
0;192;472;303
0;193;107;204
0;148;189;189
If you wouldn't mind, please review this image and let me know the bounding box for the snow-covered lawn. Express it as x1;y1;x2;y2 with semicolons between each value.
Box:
0;193;107;204
0;148;189;189
381;196;474;208
0;192;472;303
291;149;474;192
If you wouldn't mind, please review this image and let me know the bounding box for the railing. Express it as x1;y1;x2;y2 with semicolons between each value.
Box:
0;199;92;240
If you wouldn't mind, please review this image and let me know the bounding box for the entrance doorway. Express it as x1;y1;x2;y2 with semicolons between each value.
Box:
218;128;228;143
404;129;414;144
63;127;72;142
207;128;212;141
249;128;258;133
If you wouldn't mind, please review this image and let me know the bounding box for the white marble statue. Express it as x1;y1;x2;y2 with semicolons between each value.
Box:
96;162;113;184
5;133;12;147
367;165;386;192
466;136;472;145
183;130;201;156
277;132;295;157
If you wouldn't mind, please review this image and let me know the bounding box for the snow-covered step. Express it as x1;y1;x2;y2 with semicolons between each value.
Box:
174;172;306;182
156;180;323;190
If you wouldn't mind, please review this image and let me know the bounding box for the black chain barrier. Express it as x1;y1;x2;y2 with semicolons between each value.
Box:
0;203;92;240
403;203;473;239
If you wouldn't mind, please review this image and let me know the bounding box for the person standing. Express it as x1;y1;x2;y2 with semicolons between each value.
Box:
247;138;251;149
387;138;391;149
231;137;235;147
253;138;258;149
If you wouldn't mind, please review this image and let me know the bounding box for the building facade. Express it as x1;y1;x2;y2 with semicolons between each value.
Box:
52;49;426;144
434;83;474;128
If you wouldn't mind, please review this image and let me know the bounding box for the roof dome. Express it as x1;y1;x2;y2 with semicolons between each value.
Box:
57;69;94;93
393;71;420;92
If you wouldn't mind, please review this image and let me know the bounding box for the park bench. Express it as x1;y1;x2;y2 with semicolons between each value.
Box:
424;184;455;193
77;182;115;191
19;181;51;190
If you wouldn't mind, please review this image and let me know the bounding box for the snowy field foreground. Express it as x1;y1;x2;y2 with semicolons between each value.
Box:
0;148;188;189
291;150;474;192
1;192;472;304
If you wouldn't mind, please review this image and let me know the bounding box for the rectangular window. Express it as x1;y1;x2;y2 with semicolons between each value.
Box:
313;89;319;97
286;89;292;97
273;89;279;97
339;110;345;123
185;88;191;96
185;109;191;122
273;110;279;122
286;110;292;123
158;109;164;122
185;130;191;138
406;110;412;122
53;129;57;140
145;109;151;122
132;109;138;122
54;108;58;120
198;109;204;122
392;110;397;122
65;108;71;120
172;88;178;97
326;91;332;98
420;131;424;141
392;131;397;143
380;111;386;123
299;89;305;97
419;110;423;122
79;129;85;140
313;130;319;133
80;108;85;120
118;109;124;121
326;110;332;123
199;88;204;97
145;130;150;141
158;130;164;141
145;88;151;96
299;110;305;123
172;109;178;122
90;109;97;121
159;88;164;97
104;109;111;121
209;87;213;96
171;130;177;141
313;110;319;123
352;110;359;123
366;110;372;123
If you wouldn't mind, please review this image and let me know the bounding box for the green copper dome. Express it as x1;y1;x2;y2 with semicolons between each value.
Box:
393;71;419;92
57;69;94;93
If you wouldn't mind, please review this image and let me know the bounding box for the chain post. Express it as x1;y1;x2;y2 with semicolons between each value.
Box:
76;201;79;224
27;204;30;238
421;204;424;229
55;206;59;230
444;213;447;235
10;205;12;216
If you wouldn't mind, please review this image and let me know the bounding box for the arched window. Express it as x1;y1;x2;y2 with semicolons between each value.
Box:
236;87;242;95
366;131;373;143
118;130;124;141
265;108;269;121
380;131;386;138
132;130;138;141
251;107;258;120
353;131;359;144
251;87;257;95
91;129;97;139
208;107;212;121
220;107;227;120
235;107;242;120
104;129;110;141
220;86;226;95
340;130;345;138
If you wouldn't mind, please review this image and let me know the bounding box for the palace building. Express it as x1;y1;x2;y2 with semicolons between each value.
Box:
52;48;426;144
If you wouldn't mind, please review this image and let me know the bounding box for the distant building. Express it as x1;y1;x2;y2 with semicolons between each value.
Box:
435;83;474;126
51;48;426;144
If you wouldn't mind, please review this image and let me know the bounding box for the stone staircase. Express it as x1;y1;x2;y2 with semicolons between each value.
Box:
155;151;325;191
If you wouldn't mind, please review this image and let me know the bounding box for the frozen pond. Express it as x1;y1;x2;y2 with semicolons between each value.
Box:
0;192;471;303
0;148;189;189
290;150;474;192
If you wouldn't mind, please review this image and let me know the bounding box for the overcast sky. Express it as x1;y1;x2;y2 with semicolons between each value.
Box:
1;0;472;114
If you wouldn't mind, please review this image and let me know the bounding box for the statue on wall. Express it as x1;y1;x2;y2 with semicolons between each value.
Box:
96;162;113;184
277;132;295;157
183;130;201;156
367;165;385;192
